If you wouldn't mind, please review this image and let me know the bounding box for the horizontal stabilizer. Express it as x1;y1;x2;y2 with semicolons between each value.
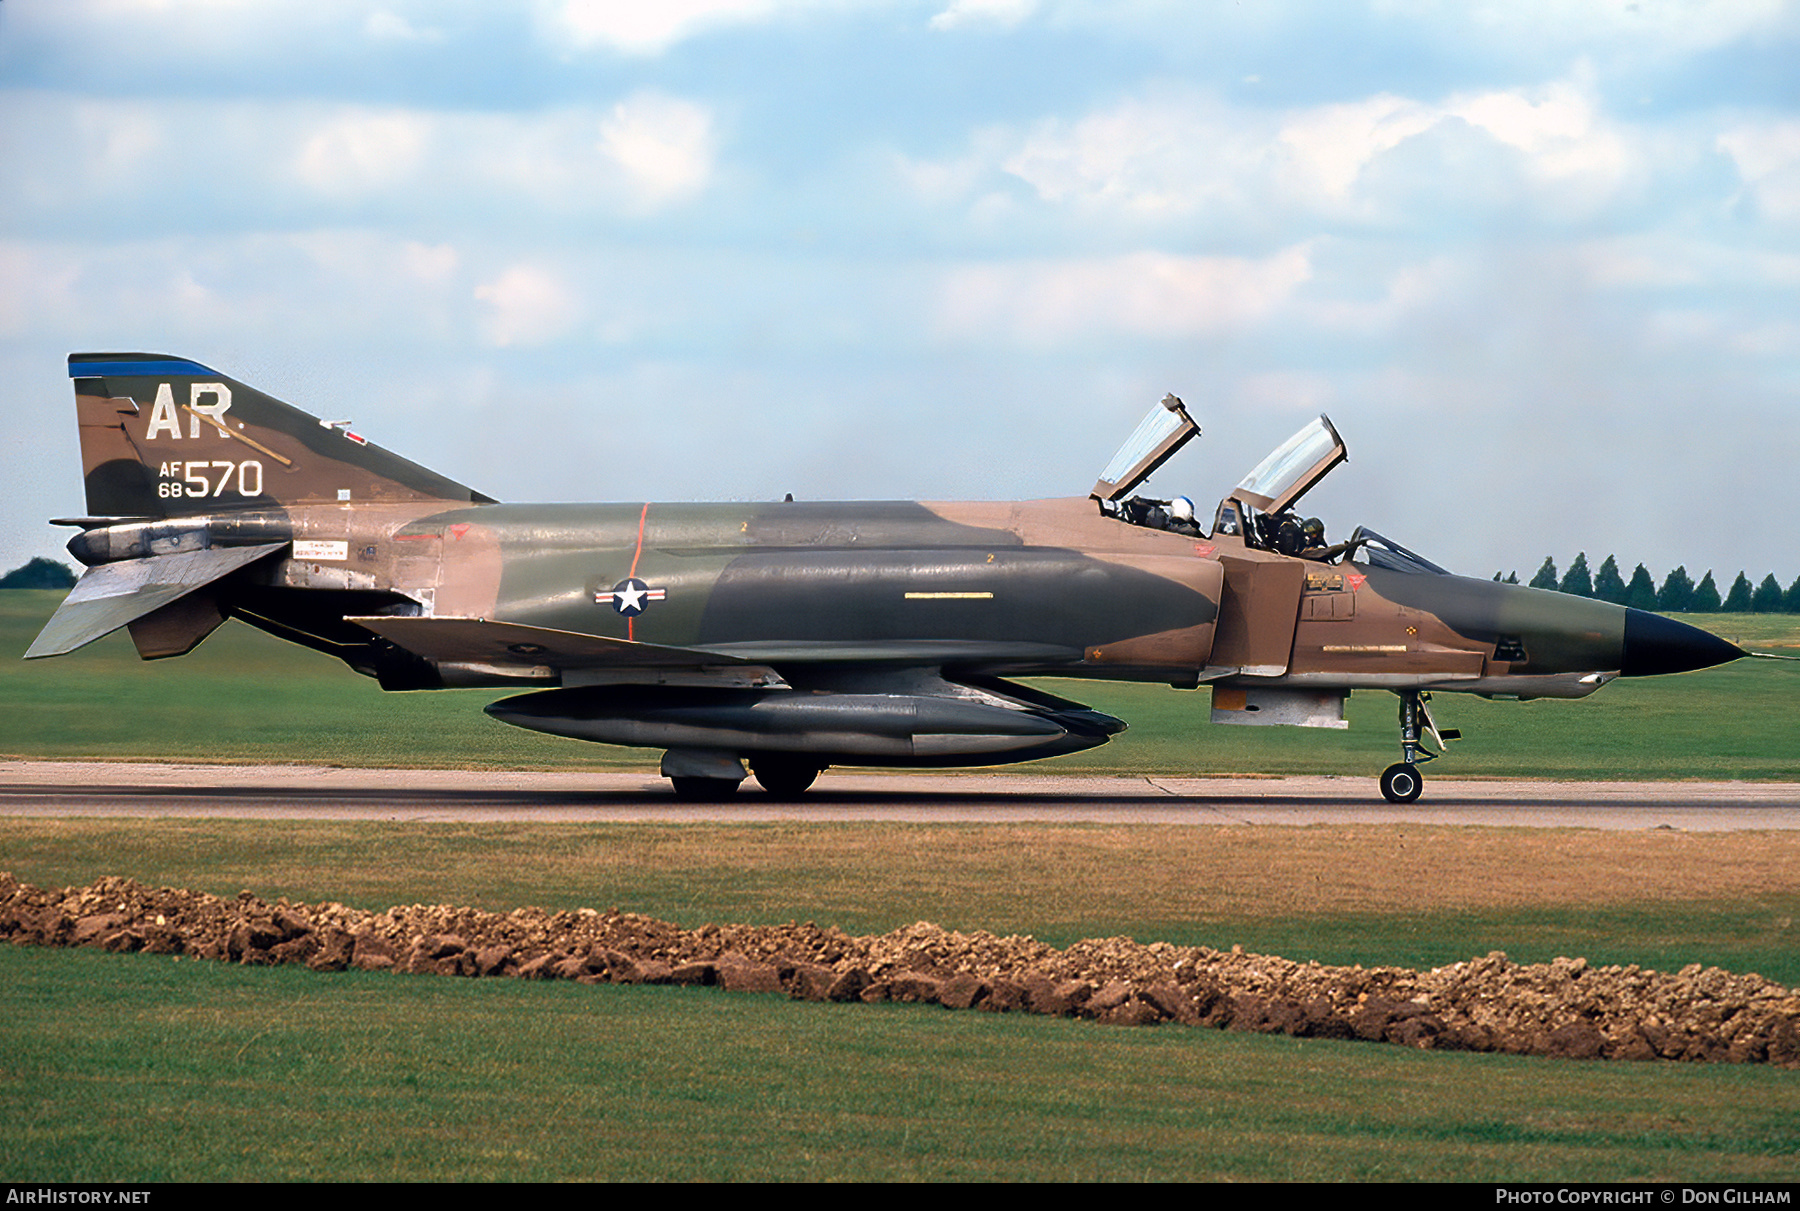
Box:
345;616;752;671
25;542;286;659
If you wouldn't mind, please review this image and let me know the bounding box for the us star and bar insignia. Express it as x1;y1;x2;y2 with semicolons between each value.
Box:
596;577;666;617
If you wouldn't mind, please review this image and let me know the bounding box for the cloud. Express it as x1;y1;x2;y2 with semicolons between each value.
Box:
942;75;1640;230
0;90;723;233
1372;0;1790;61
293;109;431;196
1718;120;1800;222
597;93;718;210
929;0;1038;32
1001;95;1268;215
473;264;577;346
935;246;1313;345
543;0;792;55
363;10;446;42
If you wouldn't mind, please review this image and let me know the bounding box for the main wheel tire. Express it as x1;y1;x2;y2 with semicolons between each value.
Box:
1379;762;1423;804
750;758;823;799
670;776;740;801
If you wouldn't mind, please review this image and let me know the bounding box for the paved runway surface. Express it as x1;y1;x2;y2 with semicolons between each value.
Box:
4;761;1799;829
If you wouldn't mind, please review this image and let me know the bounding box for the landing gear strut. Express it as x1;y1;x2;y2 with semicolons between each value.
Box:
1379;690;1460;804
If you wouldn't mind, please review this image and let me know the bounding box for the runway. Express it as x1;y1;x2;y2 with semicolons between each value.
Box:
3;761;1799;829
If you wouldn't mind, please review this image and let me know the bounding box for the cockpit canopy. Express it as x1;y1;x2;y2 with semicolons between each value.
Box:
1230;415;1345;516
1093;400;1448;571
1212;414;1347;556
1090;394;1200;502
1087;395;1454;572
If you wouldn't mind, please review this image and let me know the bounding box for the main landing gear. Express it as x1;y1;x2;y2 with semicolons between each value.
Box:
1379;689;1460;804
662;748;827;800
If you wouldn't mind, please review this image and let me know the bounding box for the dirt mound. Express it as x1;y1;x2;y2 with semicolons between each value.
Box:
4;872;1796;1065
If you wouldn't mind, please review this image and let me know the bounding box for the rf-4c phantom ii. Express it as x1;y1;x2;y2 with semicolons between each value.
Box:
29;353;1747;802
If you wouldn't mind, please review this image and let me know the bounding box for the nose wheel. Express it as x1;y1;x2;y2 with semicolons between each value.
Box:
1381;690;1460;803
1379;762;1423;803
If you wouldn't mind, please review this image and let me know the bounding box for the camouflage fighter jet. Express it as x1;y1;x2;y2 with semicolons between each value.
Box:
29;353;1746;802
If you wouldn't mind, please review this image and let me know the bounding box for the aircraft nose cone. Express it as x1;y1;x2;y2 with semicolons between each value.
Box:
1620;608;1745;677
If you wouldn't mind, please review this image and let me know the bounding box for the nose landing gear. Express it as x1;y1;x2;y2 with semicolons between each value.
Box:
1379;689;1460;803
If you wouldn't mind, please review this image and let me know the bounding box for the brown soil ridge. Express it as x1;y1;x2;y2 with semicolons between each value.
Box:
6;872;1797;1065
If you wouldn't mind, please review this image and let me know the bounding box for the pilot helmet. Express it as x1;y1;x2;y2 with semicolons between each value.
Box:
1169;495;1195;522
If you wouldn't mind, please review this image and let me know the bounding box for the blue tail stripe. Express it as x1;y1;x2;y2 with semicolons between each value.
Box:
69;359;219;379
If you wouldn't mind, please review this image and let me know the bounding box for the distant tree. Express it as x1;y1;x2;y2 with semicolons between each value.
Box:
1559;552;1594;598
0;557;75;590
1787;574;1800;614
1691;571;1722;612
1752;573;1783;613
1503;571;1518;585
1723;572;1754;613
1658;565;1695;612
1529;557;1558;590
1592;556;1627;604
1624;564;1658;610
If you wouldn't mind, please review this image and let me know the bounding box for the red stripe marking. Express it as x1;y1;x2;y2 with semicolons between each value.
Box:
627;503;649;641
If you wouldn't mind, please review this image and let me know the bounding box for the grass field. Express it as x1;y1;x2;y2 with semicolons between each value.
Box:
4;821;1800;1182
4;589;1799;780
3;590;1799;1181
6;946;1799;1183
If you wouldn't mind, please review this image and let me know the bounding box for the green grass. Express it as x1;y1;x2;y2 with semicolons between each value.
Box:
4;590;1798;779
5;944;1798;1183
2;820;1796;1182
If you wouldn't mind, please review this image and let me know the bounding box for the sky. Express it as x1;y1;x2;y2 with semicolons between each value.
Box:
3;0;1799;586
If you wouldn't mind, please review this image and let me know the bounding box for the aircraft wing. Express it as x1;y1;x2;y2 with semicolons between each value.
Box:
345;615;758;671
25;542;288;659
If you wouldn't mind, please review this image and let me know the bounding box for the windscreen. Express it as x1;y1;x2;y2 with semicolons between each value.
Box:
1349;527;1450;576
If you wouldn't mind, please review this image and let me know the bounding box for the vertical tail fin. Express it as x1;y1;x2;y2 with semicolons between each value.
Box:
68;352;494;517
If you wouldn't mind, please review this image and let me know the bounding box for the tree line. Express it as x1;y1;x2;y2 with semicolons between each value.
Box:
1494;554;1800;613
0;557;76;590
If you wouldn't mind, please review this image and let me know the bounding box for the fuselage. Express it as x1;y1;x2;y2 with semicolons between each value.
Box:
106;493;1699;702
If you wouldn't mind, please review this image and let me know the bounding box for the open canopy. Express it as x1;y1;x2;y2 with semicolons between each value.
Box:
1090;394;1201;502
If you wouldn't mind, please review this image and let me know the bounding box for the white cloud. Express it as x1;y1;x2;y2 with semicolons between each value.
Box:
474;264;577;346
1718;120;1800;222
1372;0;1790;60
936;246;1313;345
1275;95;1439;203
544;0;789;55
293;109;431;195
402;241;461;284
364;10;445;42
0;90;723;225
966;76;1639;226
1446;78;1631;201
1002;96;1267;215
598;93;718;210
929;0;1038;32
1303;255;1464;334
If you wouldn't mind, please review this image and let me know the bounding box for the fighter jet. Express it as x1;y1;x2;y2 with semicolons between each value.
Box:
28;353;1745;802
